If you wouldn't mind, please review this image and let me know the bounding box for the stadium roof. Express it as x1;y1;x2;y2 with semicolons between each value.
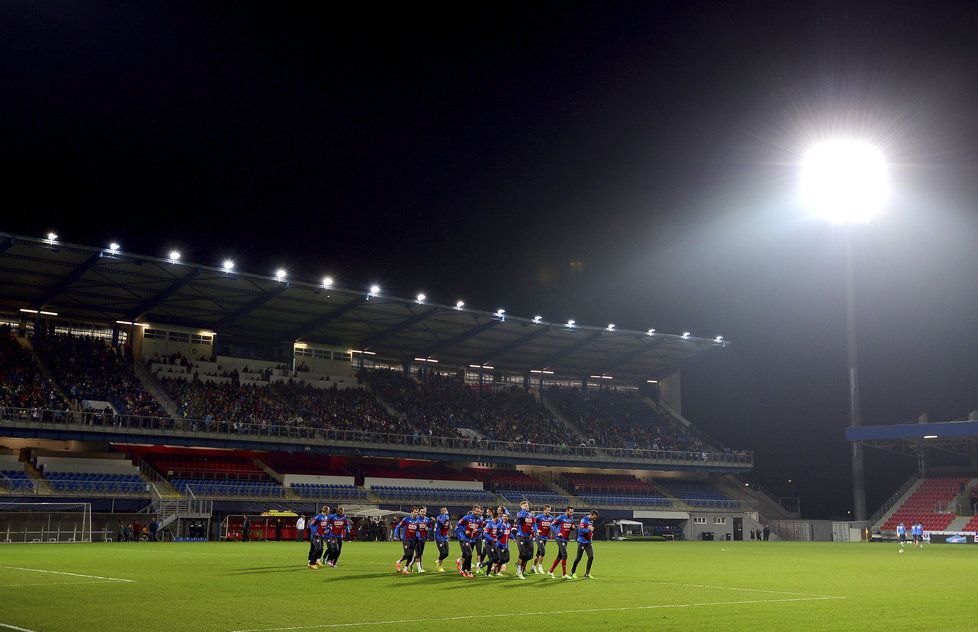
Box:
847;419;978;456
0;232;727;381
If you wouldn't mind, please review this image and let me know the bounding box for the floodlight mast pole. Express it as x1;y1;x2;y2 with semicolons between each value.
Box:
845;231;867;523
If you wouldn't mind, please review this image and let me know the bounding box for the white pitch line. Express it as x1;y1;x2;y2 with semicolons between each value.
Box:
0;623;39;632
0;565;134;583
230;596;846;632
0;581;121;587
656;580;838;599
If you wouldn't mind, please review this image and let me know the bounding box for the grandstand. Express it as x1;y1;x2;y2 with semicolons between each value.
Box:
0;232;773;542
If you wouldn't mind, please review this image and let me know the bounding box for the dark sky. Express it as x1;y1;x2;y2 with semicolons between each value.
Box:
3;1;978;518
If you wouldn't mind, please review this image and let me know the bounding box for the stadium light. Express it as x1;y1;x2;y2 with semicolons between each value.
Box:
566;319;575;328
322;276;333;289
646;379;658;384
46;232;58;242
168;250;181;263
647;328;656;336
108;242;121;253
606;323;615;332
368;284;380;298
495;309;505;321
923;434;938;439
275;268;287;282
532;315;542;324
416;293;426;304
222;259;235;273
681;331;691;340
800;139;888;224
715;335;724;343
455;300;465;310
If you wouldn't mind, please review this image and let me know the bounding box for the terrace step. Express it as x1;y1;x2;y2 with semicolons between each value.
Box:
22;461;52;495
134;359;181;417
946;515;973;531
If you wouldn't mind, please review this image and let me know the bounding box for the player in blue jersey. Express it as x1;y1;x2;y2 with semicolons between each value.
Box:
490;510;512;577
455;505;482;578
323;506;351;567
532;504;554;574
514;500;536;579
896;522;907;547
414;506;431;573
480;508;498;576
912;522;923;548
549;506;575;579
306;504;329;570
474;505;494;573
394;507;420;575
434;507;452;573
571;510;598;579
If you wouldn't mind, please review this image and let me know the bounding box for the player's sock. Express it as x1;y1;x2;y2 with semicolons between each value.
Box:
561;560;567;575
549;559;560;573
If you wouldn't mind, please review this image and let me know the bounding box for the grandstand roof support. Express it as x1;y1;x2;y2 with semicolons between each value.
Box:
361;306;440;350
31;252;103;310
216;285;289;331
421;317;502;357
478;326;551;365
125;267;202;321
290;296;369;341
594;336;669;375
537;330;605;370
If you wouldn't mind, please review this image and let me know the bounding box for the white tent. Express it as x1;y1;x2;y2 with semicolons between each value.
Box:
607;519;645;539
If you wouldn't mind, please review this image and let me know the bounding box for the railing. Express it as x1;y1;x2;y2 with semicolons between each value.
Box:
867;474;918;528
0;406;753;468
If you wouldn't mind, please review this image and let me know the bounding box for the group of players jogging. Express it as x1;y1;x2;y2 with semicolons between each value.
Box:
394;501;598;580
303;501;598;580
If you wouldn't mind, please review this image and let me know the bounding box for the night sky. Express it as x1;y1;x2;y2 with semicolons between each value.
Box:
3;1;978;518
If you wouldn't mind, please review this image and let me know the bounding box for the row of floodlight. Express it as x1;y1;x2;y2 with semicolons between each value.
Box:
38;232;725;344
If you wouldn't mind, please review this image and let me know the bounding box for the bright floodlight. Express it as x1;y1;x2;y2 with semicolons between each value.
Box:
606;323;615;331
416;293;426;304
801;139;888;224
222;259;235;273
647;328;656;336
46;232;58;242
567;319;575;328
322;276;333;288
495;308;505;316
455;300;464;310
681;331;691;340
533;315;542;324
369;284;380;296
275;268;287;281
168;250;181;263
108;242;121;253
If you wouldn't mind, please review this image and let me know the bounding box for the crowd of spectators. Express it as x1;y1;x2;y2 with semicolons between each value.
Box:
159;377;410;435
0;324;67;410
362;368;574;445
31;332;167;417
546;387;711;453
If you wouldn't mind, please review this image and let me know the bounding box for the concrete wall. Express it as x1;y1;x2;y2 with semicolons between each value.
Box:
364;477;484;490
660;370;682;415
36;456;138;475
283;474;355;486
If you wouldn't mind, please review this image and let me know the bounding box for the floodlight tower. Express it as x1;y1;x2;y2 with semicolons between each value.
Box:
801;139;889;524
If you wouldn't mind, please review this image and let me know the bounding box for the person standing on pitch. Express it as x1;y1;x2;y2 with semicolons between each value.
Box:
394;507;420;575
434;507;452;572
306;505;329;570
492;510;512;576
324;506;350;567
532;504;554;574
295;515;306;542
414;506;431;573
571;510;598;579
513;500;536;579
548;506;575;579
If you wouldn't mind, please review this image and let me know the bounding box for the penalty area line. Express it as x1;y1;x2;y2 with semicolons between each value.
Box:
0;565;134;583
0;623;39;632
230;596;847;632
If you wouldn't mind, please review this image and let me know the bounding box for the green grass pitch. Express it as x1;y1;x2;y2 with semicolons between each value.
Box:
0;540;974;631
